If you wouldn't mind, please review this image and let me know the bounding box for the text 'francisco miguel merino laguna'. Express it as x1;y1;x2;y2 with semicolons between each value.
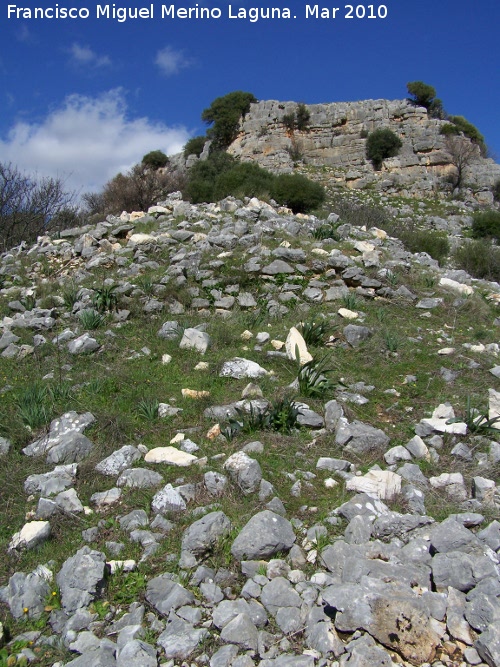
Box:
7;4;389;22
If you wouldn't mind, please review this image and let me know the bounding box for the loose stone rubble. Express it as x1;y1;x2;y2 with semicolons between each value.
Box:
0;187;499;667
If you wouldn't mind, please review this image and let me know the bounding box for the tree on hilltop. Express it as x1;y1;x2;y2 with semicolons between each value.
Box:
201;91;257;152
407;81;444;118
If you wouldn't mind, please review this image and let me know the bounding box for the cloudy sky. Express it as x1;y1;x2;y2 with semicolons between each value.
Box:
2;0;499;195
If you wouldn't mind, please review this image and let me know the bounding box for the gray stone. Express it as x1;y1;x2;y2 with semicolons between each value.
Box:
317;456;351;472
46;432;94;465
210;644;239;667
261;577;301;615
145;575;194;615
204;471;228;496
63;643;117;667
68;333;100;354
119;510;149;532
231;511;296;560
151;483;186;513
90;487;122;507
340;635;392;667
478;520;500;552
23;411;95;457
116;468;163;488
220;357;269;379
157;612;207;659
95;445;141;476
179;327;211;354
447;587;474;644
336;419;390;455
181;511;231;562
57;547;107;614
384;445;412;465
465;593;500;632
0;570;51;619
220;612;258;651
261;259;295;275
24;464;77;496
224;451;262;494
475;620;500;667
116;640;156;667
157;320;182;339
9;520;51;551
428;517;478;553
334;493;390;522
344;515;373;544
343;324;372;347
431;552;476;592
0;436;11;455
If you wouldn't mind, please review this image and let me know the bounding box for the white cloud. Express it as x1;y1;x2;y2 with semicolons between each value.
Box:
69;43;112;68
155;46;192;76
0;90;190;193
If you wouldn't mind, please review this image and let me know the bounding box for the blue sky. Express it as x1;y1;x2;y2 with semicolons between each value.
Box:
2;0;499;194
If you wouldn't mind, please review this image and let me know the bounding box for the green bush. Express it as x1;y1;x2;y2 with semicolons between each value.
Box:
471;210;500;241
453;239;500;281
183;136;206;159
449;115;484;146
440;123;460;137
201;91;257;151
142;150;169;170
398;229;450;264
366;129;402;169
270;174;325;213
282;112;296;133
184;153;324;213
213;162;274;200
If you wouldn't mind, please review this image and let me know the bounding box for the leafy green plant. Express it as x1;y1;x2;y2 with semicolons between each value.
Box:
20;295;36;311
136;275;156;295
312;222;340;241
266;396;302;434
62;283;82;310
366;129;402;170
297;355;337;398
15;384;51;429
79;309;105;330
298;319;330;346
342;293;360;310
91;284;118;313
201;91;257;152
448;396;500;435
136;398;160;421
383;330;400;353
406;81;444;118
108;570;148;605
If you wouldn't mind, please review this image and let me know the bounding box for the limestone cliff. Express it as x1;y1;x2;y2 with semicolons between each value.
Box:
225;98;500;200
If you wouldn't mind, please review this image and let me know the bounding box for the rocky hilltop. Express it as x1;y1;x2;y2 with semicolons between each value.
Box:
220;98;500;200
0;186;499;667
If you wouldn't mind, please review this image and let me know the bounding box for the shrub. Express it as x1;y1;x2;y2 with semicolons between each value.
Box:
366;129;402;169
493;180;500;203
201;91;257;151
213;162;274;200
448;115;484;146
85;163;185;215
142;150;169;170
183;152;238;203
296;103;311;131
440;123;460;137
297;356;337;398
183;135;206;159
92;284;118;313
79;309;105;330
282;112;296;133
332;198;388;228
270;174;325;213
471;210;500;241
398;229;450;264
453;239;500;281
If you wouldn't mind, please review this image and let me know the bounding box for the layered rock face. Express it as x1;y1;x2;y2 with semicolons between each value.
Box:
226;98;500;195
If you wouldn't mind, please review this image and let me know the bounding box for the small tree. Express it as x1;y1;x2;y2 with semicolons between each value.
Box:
444;135;478;190
142;150;169;170
296;103;311;131
201;91;257;152
407;81;444;118
0;162;77;249
366;129;402;170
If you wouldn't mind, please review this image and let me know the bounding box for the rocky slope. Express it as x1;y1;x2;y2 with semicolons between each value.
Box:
0;191;499;667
